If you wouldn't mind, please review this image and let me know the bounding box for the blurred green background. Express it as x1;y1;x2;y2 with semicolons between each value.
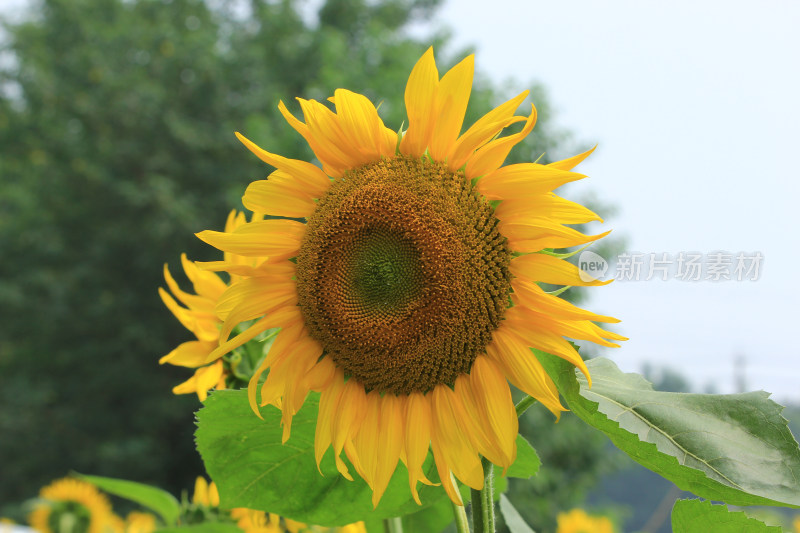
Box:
4;1;794;532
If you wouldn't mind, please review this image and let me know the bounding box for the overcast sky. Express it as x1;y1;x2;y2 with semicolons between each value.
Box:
426;0;800;401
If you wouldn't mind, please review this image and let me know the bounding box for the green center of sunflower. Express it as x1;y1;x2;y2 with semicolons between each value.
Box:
47;502;91;533
296;156;512;394
348;230;423;315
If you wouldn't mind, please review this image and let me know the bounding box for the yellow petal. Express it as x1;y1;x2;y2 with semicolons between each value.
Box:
304;356;337;391
205;315;273;365
372;394;403;508
511;279;619;323
429;55;474;161
516;306;624;348
454;374;501;465
159;340;216;367
224;209;247;233
494;194;603;225
333;379;368;481
314;370;346;475
278;100;346;177
477;164;585;200
196;360;225;396
235;131;330;191
400;47;439;157
158;287;202;335
500;222;611;252
280;337;321;442
196;220;304;259
216;280;297;343
334;88;395;161
430;385;484;490
469;356;518;468
354;391;382;489
431;442;462;505
405;392;434;505
547;145;596;171
298;98;364;173
465;104;537;179
181;254;228;299
242;175;318;219
163;264;216;313
504;307;591;386
486;326;565;417
449;91;529;171
510;252;612;287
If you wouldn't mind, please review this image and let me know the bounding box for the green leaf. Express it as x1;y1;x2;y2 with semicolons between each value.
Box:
80;474;180;525
155;525;243;533
196;389;446;527
538;354;800;508
499;494;536;533
671;499;782;532
505;435;540;479
401;497;457;533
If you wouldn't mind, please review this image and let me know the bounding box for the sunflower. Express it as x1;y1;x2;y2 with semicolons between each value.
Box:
122;512;157;533
556;509;615;533
195;47;624;506
231;510;366;533
28;478;115;533
160;211;267;401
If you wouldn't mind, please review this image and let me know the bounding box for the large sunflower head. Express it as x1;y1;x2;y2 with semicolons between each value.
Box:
28;478;115;533
195;47;625;507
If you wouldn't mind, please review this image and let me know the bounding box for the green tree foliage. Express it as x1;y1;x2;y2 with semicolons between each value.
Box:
0;0;608;518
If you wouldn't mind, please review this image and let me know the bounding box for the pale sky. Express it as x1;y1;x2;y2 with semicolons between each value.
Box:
426;0;800;401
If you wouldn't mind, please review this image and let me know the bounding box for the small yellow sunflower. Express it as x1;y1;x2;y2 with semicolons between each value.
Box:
195;47;624;506
28;478;115;533
230;509;365;533
160;211;269;400
556;508;615;533
122;512;157;533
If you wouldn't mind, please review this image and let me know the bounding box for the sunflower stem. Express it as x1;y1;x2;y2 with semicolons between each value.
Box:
471;457;495;533
451;497;470;533
515;395;537;417
384;516;403;533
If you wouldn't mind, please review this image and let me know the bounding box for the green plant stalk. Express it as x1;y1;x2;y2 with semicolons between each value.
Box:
384;516;403;533
452;496;470;533
515;395;537;417
471;457;495;533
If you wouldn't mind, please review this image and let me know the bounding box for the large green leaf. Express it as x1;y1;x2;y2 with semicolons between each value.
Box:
538;354;800;508
671;499;782;532
505;435;540;479
196;389;446;526
80;474;180;525
499;494;536;533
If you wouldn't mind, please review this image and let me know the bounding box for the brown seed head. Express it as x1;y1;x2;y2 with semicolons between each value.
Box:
296;156;511;394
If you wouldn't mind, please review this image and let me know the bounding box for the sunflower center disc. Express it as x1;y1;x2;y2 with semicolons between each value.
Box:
296;156;512;394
